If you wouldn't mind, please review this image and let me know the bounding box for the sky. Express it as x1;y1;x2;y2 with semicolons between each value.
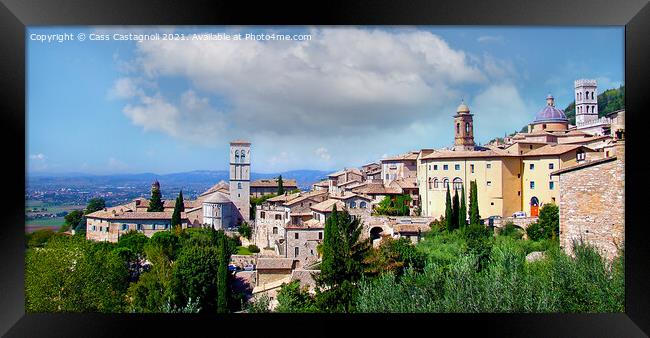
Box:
27;26;624;175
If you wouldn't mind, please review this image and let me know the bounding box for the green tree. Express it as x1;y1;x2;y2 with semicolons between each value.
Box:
26;235;129;312
445;186;453;231
459;185;467;228
469;180;481;225
538;203;560;239
147;183;164;212
171;190;184;227
127;243;174;312
452;189;460;231
238;222;252;240
61;210;83;232
26;229;61;248
85;198;106;214
172;229;231;313
363;237;426;277
277;175;285;195
276;281;317;313
216;234;229;313
315;205;370;312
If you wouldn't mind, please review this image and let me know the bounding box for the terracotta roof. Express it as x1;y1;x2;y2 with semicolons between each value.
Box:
284;191;327;206
551;156;617;176
381;151;419;162
353;183;401;195
559;135;612;144
134;198;197;209
202;191;232;204
266;192;301;203
522;144;589;157
312;180;329;187
286;223;325;230
338;180;362;187
329;192;372;201
199;181;230;197
344;181;368;190
327;167;363;177
257;258;295;270
421;148;514;160
302;219;324;228
310;199;346;213
86;210;188;221
394;223;431;234
251;178;298;188
389;177;418;189
230;139;251;145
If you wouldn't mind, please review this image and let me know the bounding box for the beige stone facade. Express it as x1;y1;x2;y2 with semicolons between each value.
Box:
553;143;624;261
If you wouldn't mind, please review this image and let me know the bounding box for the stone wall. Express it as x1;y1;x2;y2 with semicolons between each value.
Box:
557;148;624;261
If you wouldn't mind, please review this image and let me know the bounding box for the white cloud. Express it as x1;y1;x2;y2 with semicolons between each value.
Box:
477;35;504;44
29;153;46;161
471;83;535;142
107;157;129;171
315;147;331;161
111;27;532;171
108;77;142;99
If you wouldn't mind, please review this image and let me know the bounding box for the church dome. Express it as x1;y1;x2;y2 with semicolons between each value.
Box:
456;101;470;114
533;96;568;123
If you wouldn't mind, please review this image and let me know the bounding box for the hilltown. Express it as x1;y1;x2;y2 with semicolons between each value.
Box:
83;79;624;309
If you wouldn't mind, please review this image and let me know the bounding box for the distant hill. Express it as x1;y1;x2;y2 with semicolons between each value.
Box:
27;169;331;191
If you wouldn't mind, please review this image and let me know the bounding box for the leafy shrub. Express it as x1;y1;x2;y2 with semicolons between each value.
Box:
247;244;260;253
498;222;523;239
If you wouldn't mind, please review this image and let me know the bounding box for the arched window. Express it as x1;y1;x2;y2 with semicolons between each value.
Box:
235;150;240;163
453;178;463;191
456;123;460;134
434;178;439;189
465;122;470;134
241;151;246;163
442;178;449;189
428;177;433;189
275;214;282;220
360;201;367;209
272;227;278;234
585;91;589;100
238;182;242;189
591;92;594;99
350;201;356;209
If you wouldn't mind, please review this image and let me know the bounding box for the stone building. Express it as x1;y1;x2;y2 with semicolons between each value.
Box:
551;142;624;261
327;168;363;194
250;178;298;197
285;224;324;268
229;140;251;222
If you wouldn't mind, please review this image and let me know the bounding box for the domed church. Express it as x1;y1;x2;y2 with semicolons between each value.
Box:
529;94;569;133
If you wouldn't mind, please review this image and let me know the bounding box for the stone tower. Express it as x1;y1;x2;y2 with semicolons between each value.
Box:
453;100;475;151
575;79;598;126
229;140;251;223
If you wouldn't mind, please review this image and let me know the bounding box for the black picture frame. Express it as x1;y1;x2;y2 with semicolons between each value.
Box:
1;0;648;336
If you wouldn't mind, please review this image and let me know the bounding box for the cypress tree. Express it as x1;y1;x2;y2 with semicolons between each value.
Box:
147;181;164;212
459;185;467;228
318;205;341;286
452;188;460;231
469;180;481;225
445;186;453;231
216;233;229;313
277;175;285;195
171;190;184;227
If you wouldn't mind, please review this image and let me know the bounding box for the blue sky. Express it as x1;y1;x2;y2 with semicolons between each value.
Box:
27;26;624;175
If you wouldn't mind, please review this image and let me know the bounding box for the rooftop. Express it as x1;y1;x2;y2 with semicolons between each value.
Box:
256;258;295;270
311;199;346;213
250;178;297;188
551;156;618;176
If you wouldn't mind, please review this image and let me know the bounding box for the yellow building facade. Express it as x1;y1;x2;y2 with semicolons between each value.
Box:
416;100;602;221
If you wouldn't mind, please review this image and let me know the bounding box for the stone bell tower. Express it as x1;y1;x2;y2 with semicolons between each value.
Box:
575;79;598;126
453;100;475;151
229;140;251;223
